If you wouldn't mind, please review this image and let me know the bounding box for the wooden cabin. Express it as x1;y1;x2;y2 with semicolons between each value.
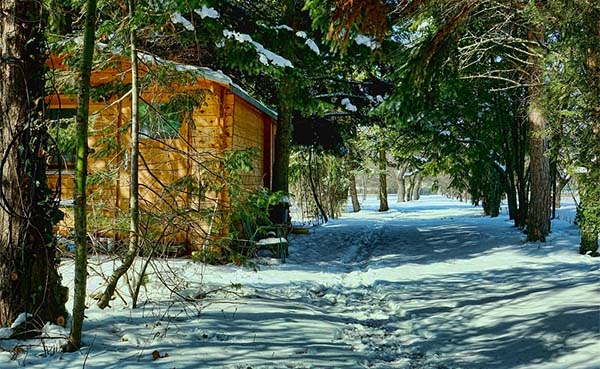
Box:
46;52;277;250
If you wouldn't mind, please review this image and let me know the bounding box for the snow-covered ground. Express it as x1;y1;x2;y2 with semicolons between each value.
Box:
1;195;598;368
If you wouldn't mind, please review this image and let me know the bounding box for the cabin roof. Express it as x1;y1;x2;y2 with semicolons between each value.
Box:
137;52;277;120
49;40;277;120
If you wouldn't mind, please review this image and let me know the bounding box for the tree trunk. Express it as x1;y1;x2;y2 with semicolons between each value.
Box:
554;176;569;209
348;172;361;212
503;152;518;221
578;168;599;255
413;174;423;200
272;84;293;194
308;149;328;222
501;165;518;220
578;187;599;255
270;0;297;223
513;112;529;228
0;0;67;330
504;100;529;228
65;0;97;351
487;170;502;217
98;0;140;308
527;106;551;241
578;140;599;256
378;148;388;211
526;28;552;242
396;164;407;203
577;52;600;255
550;157;557;219
271;76;295;224
406;175;415;202
516;151;528;227
578;25;600;256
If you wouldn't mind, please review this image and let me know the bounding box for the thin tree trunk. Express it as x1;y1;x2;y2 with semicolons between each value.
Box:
487;170;502;217
64;0;97;351
348;172;361;212
406;175;415;202
554;176;569;209
362;174;368;200
526;27;552;242
505;170;518;220
502;145;518;221
308;149;328;223
396;164;407;203
98;0;140;308
497;97;517;221
0;0;67;331
516;119;529;228
550;156;558;219
378;148;388;211
507;102;529;228
413;174;423;200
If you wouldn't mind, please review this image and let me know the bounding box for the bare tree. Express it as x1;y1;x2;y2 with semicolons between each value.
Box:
98;0;141;309
64;0;98;351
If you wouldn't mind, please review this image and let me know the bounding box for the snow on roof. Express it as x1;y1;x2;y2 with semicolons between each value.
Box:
137;52;277;119
54;39;277;119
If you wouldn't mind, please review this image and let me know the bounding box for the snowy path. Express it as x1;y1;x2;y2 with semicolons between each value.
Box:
280;198;599;369
2;196;598;369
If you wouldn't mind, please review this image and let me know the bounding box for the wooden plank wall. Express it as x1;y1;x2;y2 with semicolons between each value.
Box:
232;96;265;189
46;77;274;250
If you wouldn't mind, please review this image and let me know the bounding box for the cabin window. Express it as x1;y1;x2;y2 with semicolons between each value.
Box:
139;102;183;139
47;108;77;169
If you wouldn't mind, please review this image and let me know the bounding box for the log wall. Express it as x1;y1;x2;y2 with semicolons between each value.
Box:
46;77;275;251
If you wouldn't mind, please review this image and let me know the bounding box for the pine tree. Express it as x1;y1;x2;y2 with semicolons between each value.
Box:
0;0;68;331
